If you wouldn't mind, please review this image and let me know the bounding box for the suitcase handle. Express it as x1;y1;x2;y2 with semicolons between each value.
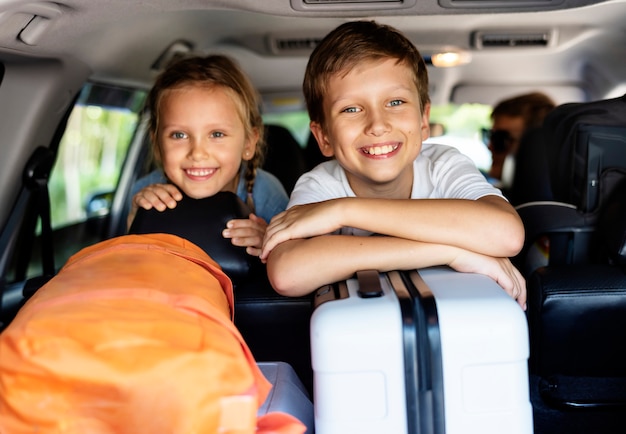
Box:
356;270;384;298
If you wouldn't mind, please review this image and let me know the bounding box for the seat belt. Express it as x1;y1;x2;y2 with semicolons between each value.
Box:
20;146;56;298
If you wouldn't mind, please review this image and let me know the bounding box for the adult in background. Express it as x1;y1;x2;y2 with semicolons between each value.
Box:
485;92;556;190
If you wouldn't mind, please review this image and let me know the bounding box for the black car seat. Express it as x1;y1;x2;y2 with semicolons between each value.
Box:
262;124;307;194
526;177;626;433
129;191;257;287
507;127;553;207
303;131;330;171
512;94;626;277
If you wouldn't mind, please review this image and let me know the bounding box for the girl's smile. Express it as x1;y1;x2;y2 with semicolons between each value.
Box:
157;84;255;199
184;167;217;178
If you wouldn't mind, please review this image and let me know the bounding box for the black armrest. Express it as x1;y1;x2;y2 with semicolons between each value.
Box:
513;201;597;272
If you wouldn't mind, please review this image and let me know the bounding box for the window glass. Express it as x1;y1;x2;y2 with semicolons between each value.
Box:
428;103;493;172
262;111;311;147
49;83;146;228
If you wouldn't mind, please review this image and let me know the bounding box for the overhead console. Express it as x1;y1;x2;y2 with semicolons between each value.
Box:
289;0;609;15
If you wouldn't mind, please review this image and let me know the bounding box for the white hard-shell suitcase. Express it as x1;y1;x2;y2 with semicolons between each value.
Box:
310;267;533;434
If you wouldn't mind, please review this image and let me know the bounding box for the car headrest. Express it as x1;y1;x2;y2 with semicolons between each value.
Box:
262;124;307;194
128;191;256;286
542;94;626;212
598;177;626;265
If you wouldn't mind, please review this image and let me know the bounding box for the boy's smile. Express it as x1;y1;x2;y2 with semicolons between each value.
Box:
311;58;430;198
360;142;401;157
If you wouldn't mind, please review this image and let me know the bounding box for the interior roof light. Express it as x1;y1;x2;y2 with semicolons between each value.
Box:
430;51;472;68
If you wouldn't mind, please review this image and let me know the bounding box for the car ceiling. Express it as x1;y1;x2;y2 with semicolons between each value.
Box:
1;0;625;103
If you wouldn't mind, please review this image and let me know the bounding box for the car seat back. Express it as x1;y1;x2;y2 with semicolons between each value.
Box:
303;132;330;171
543;94;626;211
128;191;257;288
262;124;307;194
513;94;626;276
507;127;553;206
527;177;626;413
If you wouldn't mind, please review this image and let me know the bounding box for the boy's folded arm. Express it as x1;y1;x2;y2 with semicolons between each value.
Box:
265;235;436;297
341;195;524;258
265;234;526;308
266;235;527;308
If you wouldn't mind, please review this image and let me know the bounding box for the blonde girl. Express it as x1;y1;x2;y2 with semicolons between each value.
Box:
129;55;288;256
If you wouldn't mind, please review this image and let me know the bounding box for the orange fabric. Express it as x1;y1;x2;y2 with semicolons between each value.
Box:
0;234;305;434
257;413;310;434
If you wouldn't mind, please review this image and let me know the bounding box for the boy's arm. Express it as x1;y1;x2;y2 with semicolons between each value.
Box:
263;194;524;259
346;194;524;257
265;235;526;308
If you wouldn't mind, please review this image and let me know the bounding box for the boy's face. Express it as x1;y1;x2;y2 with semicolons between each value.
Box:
310;58;430;198
156;84;257;199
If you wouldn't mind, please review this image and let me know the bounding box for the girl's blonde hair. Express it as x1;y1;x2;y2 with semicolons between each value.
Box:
146;54;265;211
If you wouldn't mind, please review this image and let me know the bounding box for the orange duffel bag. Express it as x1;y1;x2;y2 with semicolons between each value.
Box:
0;233;305;434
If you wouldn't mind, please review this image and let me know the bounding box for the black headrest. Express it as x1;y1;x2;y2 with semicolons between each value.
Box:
128;191;256;285
508;127;553;206
598;177;626;265
262;124;307;194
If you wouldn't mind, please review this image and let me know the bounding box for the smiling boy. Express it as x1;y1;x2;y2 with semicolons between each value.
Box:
260;21;527;308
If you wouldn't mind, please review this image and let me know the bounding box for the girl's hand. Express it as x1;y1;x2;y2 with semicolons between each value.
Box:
133;183;183;211
127;183;183;229
223;213;268;257
448;250;527;310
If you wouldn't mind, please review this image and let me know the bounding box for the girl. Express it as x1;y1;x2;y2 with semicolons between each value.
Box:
128;54;288;257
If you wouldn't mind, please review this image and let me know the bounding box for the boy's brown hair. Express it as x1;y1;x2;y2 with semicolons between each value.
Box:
303;20;430;127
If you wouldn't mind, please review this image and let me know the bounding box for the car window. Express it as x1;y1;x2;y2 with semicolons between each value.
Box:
428;103;493;172
262;111;311;147
50;83;147;228
6;83;147;284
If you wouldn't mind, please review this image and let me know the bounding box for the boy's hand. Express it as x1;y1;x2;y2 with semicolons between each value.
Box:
261;201;342;261
133;183;183;211
448;251;527;310
223;213;268;257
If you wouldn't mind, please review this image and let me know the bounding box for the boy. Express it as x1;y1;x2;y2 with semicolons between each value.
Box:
260;21;526;309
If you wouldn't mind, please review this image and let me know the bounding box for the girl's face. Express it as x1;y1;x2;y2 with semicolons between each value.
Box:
310;58;430;199
156;84;257;199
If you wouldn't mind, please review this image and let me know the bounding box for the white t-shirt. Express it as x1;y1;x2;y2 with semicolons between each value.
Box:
288;142;505;236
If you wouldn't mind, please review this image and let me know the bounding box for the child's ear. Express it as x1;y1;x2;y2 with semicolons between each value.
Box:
421;102;431;141
242;128;259;161
310;122;335;157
